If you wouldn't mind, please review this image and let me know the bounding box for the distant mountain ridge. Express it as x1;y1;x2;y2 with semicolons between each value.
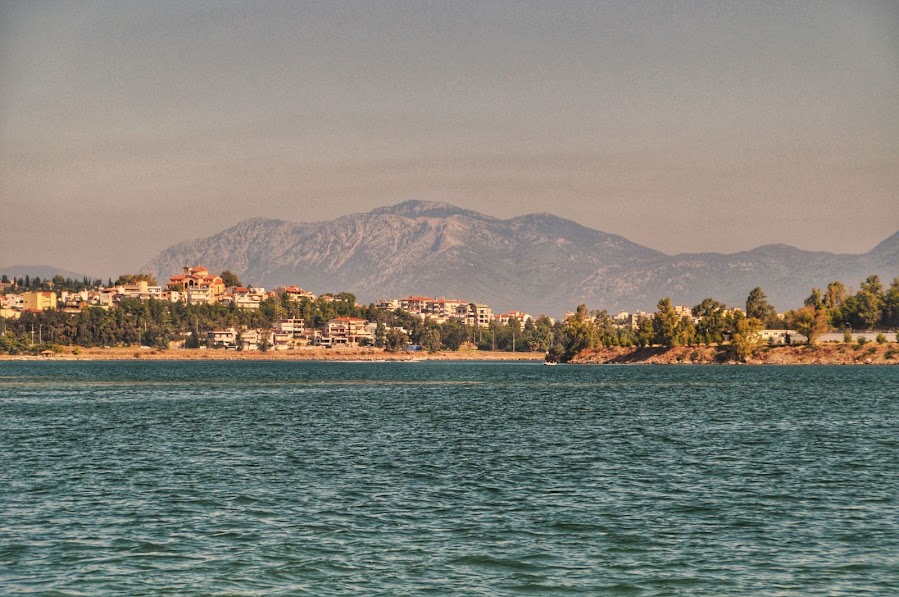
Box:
142;201;898;315
0;264;95;282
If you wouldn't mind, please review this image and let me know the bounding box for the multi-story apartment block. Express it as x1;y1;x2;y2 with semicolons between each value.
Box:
461;303;493;328
320;316;373;347
206;327;271;350
22;291;57;312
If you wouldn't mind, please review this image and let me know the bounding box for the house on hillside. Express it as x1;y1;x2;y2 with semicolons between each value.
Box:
167;266;225;304
494;311;532;326
206;327;272;350
220;287;266;310
320;317;373;347
280;286;316;302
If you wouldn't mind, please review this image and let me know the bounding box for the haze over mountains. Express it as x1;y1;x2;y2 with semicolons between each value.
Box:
142;201;897;315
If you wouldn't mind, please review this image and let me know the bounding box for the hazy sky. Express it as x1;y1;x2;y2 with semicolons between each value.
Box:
1;1;897;277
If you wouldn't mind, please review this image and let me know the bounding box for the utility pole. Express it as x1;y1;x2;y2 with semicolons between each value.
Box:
30;325;35;345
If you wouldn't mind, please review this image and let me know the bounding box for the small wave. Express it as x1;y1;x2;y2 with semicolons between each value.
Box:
449;554;541;571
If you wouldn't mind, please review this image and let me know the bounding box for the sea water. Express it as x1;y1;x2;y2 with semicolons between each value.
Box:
2;361;897;595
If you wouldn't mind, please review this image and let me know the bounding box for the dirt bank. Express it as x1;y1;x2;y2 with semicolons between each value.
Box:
570;343;899;365
1;346;545;362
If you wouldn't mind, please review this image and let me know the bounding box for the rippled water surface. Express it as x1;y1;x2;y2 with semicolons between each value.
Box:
2;361;898;595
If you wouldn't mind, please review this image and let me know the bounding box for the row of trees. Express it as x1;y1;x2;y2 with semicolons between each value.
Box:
787;275;899;338
744;276;899;332
1;274;105;293
550;275;899;362
0;273;166;293
547;300;765;362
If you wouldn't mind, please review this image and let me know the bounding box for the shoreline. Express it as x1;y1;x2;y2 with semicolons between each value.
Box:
0;346;545;362
569;343;898;365
2;343;897;365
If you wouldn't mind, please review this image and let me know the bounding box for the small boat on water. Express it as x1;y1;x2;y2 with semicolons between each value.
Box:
543;361;557;366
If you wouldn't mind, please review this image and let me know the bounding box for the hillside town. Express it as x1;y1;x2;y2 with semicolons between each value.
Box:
1;266;897;362
0;266;541;351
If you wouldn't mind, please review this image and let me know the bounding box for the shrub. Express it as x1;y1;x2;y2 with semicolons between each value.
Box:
857;336;868;346
843;329;853;343
876;333;887;344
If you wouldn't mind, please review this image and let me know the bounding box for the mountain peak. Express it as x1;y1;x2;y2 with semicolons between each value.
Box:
142;205;896;315
369;200;489;220
870;230;899;254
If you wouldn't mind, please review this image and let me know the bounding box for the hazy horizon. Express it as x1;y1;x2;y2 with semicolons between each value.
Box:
2;1;897;278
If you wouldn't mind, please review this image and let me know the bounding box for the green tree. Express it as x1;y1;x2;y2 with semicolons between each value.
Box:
861;274;883;296
530;316;555;352
424;328;442;353
374;322;387;348
746;287;778;328
823;279;849;325
824;281;847;311
385;328;409;352
804;288;823;309
184;330;202;349
692;298;727;344
785;305;829;344
438;320;467;351
636;317;654;347
220;271;241;288
652;298;680;347
881;278;899;328
676;316;696;347
560;305;598;360
729;312;763;362
115;273;159;286
844;277;883;330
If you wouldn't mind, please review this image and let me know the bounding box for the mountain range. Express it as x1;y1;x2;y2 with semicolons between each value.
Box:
142;200;898;315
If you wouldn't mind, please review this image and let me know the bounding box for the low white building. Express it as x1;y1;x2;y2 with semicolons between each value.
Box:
206;327;272;350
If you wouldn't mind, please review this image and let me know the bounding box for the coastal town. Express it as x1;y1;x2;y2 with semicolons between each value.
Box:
1;265;897;363
0;264;745;349
1;265;533;351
